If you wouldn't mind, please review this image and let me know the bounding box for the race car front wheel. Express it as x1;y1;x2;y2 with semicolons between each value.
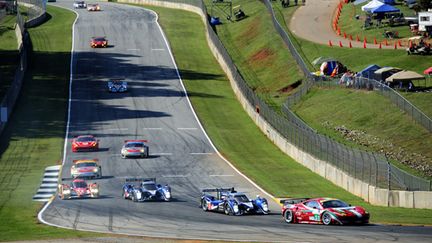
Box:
201;200;208;211
284;210;294;223
224;204;233;216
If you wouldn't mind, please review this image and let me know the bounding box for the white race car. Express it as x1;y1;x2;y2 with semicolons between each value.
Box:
73;1;87;9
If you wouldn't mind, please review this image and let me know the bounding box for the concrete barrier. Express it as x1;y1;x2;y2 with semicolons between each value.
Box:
117;0;432;209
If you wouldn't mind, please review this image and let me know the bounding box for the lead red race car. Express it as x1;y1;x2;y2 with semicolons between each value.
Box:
71;135;99;152
281;197;369;225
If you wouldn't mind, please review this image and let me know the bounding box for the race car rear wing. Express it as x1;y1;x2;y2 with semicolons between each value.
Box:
202;187;235;193
72;159;99;163
124;140;148;143
279;198;310;205
125;177;156;182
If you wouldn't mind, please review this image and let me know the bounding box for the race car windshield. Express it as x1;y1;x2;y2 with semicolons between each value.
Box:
125;142;143;148
94;38;105;41
322;200;350;208
76;162;97;168
73;181;87;188
234;195;250;202
142;183;157;190
77;137;95;142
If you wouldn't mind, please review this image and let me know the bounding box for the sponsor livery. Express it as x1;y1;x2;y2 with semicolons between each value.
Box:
121;140;149;158
122;178;171;202
200;188;269;216
70;159;102;179
281;197;369;225
90;36;108;48
71;135;99;152
59;179;99;200
87;3;100;11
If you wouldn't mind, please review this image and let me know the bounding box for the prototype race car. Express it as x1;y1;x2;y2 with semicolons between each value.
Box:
58;179;99;200
200;187;269;216
87;3;100;11
73;1;86;8
90;36;108;48
121;140;149;158
70;159;102;179
122;178;171;202
108;79;127;93
281;198;370;225
71;135;99;152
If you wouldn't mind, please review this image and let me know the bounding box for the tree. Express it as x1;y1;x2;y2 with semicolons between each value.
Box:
418;0;432;11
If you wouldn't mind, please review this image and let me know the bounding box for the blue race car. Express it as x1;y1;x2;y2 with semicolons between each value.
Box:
108;79;127;93
122;178;171;202
200;187;269;216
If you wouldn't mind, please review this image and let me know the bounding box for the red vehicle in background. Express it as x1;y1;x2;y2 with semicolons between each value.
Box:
281;198;369;225
71;135;99;152
90;36;108;48
58;179;99;200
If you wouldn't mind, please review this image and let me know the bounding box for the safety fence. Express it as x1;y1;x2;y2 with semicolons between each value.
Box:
0;0;45;136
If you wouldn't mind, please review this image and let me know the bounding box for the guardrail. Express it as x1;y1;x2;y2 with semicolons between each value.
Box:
0;0;46;136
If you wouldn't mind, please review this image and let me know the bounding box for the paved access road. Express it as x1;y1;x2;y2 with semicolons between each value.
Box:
40;1;432;242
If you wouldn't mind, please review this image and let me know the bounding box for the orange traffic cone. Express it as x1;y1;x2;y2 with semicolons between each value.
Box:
394;42;397;49
339;41;343;47
356;34;360;42
363;39;367;48
337;28;341;36
349;34;353;40
374;37;377;45
398;40;402;47
364;37;367;43
343;32;347;39
329;40;333;47
384;39;388;46
349;41;352;48
379;43;382;49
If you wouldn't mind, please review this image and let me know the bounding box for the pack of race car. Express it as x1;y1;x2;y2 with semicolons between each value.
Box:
200;187;269;216
281;197;369;225
122;178;171;202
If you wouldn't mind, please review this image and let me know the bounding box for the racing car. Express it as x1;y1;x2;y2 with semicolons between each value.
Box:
122;178;171;202
108;79;127;93
73;1;86;8
87;3;100;11
71;135;99;152
281;197;370;225
90;36;108;48
200;187;269;216
70;159;102;179
121;140;149;158
58;179;99;200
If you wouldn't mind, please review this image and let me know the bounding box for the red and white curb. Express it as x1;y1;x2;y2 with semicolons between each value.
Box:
32;165;61;202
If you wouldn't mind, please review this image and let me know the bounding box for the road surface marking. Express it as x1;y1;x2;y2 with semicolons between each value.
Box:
209;174;234;177
153;152;172;156
162;174;189;178
151;48;165;51
178;127;197;130
127;48;140;51
190;152;213;155
107;128;128;131
143;127;162;130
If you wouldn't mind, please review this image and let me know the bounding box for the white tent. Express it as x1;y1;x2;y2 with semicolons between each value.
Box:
361;0;385;12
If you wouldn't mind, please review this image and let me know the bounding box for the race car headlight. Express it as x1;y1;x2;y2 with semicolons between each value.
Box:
165;191;171;198
93;168;98;172
262;203;268;211
233;204;239;213
136;191;141;199
63;189;71;194
140;149;145;153
90;188;99;193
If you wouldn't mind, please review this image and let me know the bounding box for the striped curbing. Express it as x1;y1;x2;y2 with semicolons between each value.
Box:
33;165;61;202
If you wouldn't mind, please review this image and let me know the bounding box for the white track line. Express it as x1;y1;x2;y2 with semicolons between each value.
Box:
209;174;234;177
153;152;172;156
143;127;162;130
190;152;213;155
177;127;197;130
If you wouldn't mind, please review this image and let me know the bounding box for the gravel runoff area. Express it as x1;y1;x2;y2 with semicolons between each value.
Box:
289;0;394;49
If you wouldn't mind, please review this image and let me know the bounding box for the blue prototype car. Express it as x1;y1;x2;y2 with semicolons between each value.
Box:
200;187;269;216
122;178;171;202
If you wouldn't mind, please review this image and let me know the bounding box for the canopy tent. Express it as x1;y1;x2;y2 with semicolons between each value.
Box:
385;70;425;82
361;0;384;12
370;4;400;13
423;67;432;75
381;0;395;5
312;57;336;66
374;67;402;81
356;64;381;79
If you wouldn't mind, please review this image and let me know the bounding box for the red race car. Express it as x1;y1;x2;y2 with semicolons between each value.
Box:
90;36;108;48
281;198;369;225
71;135;99;152
58;179;99;200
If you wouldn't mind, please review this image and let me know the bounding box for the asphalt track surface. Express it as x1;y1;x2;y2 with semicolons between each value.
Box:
39;1;432;242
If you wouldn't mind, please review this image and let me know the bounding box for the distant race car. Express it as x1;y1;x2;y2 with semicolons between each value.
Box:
122;178;171;202
108;79;127;93
90;36;108;48
58;179;99;200
73;1;87;8
281;198;370;225
200;187;269;216
71;135;99;152
70;159;102;179
87;3;100;11
121;140;149;158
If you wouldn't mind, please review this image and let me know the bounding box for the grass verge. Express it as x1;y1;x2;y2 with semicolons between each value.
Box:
0;6;102;241
139;4;432;225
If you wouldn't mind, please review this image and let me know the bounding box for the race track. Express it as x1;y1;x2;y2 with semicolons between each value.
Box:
40;1;432;242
